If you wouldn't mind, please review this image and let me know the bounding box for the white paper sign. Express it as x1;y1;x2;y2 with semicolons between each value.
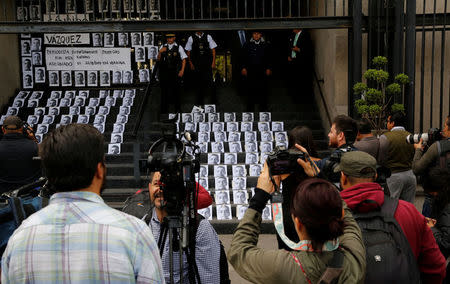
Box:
46;48;131;71
44;33;90;45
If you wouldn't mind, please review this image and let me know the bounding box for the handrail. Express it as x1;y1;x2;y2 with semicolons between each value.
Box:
313;69;332;126
131;83;151;138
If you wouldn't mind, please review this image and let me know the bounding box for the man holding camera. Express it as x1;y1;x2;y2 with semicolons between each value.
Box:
412;115;450;216
379;112;416;202
0;116;40;193
123;171;221;283
1;124;164;283
314;115;358;184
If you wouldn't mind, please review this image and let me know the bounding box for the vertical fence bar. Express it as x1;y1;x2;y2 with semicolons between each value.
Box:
419;0;426;131
334;0;336;16
315;0;318;16
429;0;437;126
289;0;292;17
219;0;221;18
343;0;346;16
235;0;238;17
254;0;256;18
350;0;362;117
404;0;417;131
439;0;447;122
245;0;248;18
271;0;273;17
392;0;404;83
210;0;212;19
325;0;328;16
280;0;282;17
307;0;309;16
227;0;229;18
298;0;301;17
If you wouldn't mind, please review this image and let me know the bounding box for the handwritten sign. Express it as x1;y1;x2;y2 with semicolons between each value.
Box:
44;33;90;45
46;48;131;71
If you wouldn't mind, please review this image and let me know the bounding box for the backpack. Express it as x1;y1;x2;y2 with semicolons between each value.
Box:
353;196;420;284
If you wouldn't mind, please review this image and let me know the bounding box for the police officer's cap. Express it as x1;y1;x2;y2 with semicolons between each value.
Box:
165;32;176;38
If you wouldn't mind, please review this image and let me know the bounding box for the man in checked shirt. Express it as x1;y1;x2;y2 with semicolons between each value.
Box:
1;124;164;283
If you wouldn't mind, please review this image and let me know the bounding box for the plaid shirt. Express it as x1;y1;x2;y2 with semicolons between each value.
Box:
1;191;165;284
150;209;221;284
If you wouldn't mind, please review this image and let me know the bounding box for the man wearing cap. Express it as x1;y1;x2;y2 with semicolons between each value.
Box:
157;33;187;114
296;148;446;283
0;116;41;193
184;31;218;105
240;31;272;111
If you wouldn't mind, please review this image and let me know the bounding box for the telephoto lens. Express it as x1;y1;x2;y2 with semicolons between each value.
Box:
406;133;428;144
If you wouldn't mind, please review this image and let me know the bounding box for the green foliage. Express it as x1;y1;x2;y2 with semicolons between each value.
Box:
386;83;401;96
391;103;405;113
372;56;388;67
395;73;410;84
353;56;408;130
353;82;367;95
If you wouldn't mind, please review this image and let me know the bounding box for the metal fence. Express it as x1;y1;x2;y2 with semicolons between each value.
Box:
7;0;350;23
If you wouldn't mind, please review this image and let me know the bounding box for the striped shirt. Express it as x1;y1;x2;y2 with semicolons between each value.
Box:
1;191;165;284
150;209;221;284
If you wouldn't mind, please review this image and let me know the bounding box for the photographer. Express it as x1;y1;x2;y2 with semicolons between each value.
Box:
314;115;358;184
125;171;221;284
412;115;450;216
0;116;41;193
228;163;365;283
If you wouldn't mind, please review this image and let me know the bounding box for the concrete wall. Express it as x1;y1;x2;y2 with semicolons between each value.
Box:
0;0;20;111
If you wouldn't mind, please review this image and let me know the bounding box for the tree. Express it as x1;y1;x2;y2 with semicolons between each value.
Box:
353;56;409;132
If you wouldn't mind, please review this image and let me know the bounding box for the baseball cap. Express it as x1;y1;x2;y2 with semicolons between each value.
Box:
2;115;23;129
333;151;377;178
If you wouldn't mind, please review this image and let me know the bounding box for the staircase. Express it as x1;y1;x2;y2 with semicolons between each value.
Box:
102;79;329;234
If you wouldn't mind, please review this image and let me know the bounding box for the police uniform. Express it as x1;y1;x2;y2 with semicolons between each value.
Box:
158;35;187;113
241;35;272;111
185;32;217;104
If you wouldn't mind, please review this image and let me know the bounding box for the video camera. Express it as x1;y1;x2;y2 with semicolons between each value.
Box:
406;128;444;146
266;146;305;175
139;121;200;216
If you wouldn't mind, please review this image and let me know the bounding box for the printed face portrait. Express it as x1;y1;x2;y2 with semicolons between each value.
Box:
21;40;31;55
27;115;38;125
234;191;247;204
199;165;208;177
225;153;237;165
198;123;210;132
250;164;262;176
229;142;242;153
198;178;208;189
232;177;246;190
272;122;283;132
93;33;102;46
139;69;150;82
111;134;122;143
122;97;133;107
198;207;212;220
228;132;240;142
242;112;253;122
85;107;95;115
49;71;59;86
6;107;18;116
35;68;45;82
208;153;220;164
205;105;215;113
143;32;153;45
258;122;270;132
62;71;72;86
118;33;128;46
182;113;193;123
211;142;224;153
136;47;145;61
124;89;135;98
217;205;231;220
214;131;226;142
214;165;227;177
108;144;120;154
113;71;122;84
13;99;24;108
60;115;72;125
77;115;89;124
94;115;105;124
116;114;127;123
245;153;258;164
259;112;271;122
260;142;273;153
113;123;124;133
245;142;257;152
31;38;41;51
132;33;141;46
227;122;238;132
197;142;208;153
123;71;132;84
224;112;235;122
215;177;228;190
262;206;272;220
22;58;31;71
232;165;245;177
241;122;252;132
105;96;116;106
94;123;105;133
193;113;205;123
148;46;157;59
49;107;59;115
69;107;80;115
104;33;114;46
100;71;110;86
261;131;273;142
198;132;210;143
36;124;48;134
212;122;224;132
75;71;85;86
23;74;33;88
88;71;97;86
216;191;229;204
208;113;219;122
237;205;248;219
119;106;130;115
42;115;54;124
275;132;287;142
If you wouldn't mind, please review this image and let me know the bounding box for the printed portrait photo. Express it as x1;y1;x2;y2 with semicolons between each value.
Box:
232;165;246;177
207;153;220;165
224;153;237;165
215;190;230;205
216;204;232;220
224;112;236;122
108;143;121;155
233;190;248;205
48;71;59;86
242;112;254;122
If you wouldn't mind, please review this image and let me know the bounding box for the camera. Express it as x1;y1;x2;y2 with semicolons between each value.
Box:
406;128;444;146
266;146;305;175
139;122;200;216
322;145;355;184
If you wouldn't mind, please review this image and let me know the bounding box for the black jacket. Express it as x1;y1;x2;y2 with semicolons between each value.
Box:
289;30;313;67
0;133;41;193
431;203;450;258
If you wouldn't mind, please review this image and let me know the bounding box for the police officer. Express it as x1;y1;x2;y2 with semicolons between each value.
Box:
288;28;313;101
241;31;272;111
157;33;187;113
185;31;217;105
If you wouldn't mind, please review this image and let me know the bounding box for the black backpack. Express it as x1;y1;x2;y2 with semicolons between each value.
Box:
437;139;450;170
353;196;420;284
